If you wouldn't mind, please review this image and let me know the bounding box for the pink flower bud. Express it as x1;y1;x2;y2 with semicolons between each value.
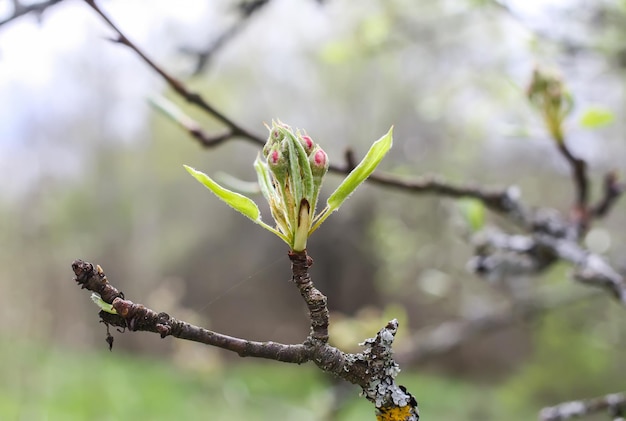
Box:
269;149;281;165
313;148;326;167
309;146;329;179
299;134;314;155
271;127;283;141
267;145;287;185
264;121;290;157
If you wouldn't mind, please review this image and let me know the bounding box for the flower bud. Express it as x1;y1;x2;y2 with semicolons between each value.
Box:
298;133;315;155
309;146;329;178
263;121;290;157
267;146;288;186
308;145;328;212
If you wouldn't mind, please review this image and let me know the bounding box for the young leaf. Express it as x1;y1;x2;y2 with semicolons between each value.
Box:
254;156;291;236
327;127;393;210
91;293;117;314
254;155;274;205
184;165;260;222
286;131;305;203
458;198;486;232
310;127;393;233
580;106;614;129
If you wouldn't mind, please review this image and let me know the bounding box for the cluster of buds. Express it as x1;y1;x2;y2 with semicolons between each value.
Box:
527;67;574;143
255;121;329;252
185;119;391;253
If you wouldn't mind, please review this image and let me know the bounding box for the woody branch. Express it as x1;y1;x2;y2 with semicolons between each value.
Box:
72;258;419;419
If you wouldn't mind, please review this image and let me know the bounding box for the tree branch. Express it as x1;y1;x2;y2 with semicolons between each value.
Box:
556;138;590;229
591;171;624;219
83;0;263;145
468;225;626;304
72;258;419;419
540;392;626;421
364;173;529;223
289;251;329;343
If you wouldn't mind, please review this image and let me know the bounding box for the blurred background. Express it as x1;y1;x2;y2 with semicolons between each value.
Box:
1;0;626;419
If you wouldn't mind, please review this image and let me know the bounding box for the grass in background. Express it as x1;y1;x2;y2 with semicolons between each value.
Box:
0;339;540;421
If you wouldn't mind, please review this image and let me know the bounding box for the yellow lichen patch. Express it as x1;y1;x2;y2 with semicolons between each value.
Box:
376;404;415;421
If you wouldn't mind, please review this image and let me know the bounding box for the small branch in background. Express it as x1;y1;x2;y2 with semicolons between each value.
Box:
83;0;263;146
540;391;626;421
344;147;357;172
527;68;591;233
556;139;589;213
72;258;419;419
558;142;588;208
150;95;526;223
180;0;271;75
150;96;234;148
555;138;590;227
591;171;625;218
468;225;626;304
535;233;626;302
364;173;530;224
468;228;556;281
0;0;65;27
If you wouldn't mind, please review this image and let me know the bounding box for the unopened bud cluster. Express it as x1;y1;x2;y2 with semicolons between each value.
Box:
257;120;329;251
186;119;391;253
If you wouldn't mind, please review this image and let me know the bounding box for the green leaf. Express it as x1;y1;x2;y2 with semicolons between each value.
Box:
458;199;486;232
580;106;614;129
327;127;393;209
311;127;393;233
254;156;291;237
184;165;260;221
253;156;274;205
90;293;117;314
185;165;292;246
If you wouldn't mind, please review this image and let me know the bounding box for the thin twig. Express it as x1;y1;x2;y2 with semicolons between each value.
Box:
83;0;262;145
555;139;590;226
0;0;64;27
591;171;624;218
180;0;271;75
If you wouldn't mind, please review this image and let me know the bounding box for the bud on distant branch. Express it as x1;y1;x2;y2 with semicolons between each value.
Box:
185;120;393;252
527;67;574;144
